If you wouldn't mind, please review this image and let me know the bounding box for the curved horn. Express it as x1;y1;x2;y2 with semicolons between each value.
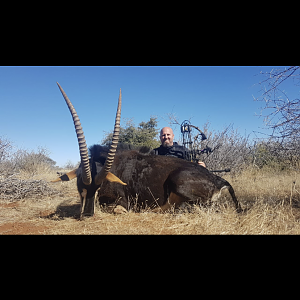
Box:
57;82;92;186
95;88;122;185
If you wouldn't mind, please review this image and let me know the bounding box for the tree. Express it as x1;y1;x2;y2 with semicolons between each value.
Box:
255;66;300;139
0;136;12;162
101;117;161;149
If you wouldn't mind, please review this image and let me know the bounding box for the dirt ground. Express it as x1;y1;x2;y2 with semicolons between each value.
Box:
0;194;200;235
0;181;203;235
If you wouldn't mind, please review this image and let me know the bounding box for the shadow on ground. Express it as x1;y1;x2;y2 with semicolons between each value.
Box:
42;199;81;220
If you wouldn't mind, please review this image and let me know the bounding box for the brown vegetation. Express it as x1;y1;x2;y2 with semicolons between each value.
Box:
1;166;300;234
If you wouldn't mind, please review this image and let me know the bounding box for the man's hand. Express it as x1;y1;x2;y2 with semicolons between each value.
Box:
198;161;206;168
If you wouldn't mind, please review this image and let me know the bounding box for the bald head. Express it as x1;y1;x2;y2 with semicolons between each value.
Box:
160;127;175;147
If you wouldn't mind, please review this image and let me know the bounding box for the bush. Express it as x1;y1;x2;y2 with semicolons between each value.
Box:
0;136;12;162
191;123;252;173
0;177;63;200
0;146;56;178
63;160;79;170
251;139;300;172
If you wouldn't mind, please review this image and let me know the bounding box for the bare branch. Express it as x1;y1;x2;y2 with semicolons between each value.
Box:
255;66;300;139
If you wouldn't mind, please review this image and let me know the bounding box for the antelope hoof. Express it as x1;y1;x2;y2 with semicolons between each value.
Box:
113;205;128;214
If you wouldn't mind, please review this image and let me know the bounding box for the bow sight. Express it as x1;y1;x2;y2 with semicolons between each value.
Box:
181;120;207;146
181;120;211;161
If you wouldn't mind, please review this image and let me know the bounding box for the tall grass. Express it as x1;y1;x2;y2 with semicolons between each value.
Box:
41;167;300;234
1;149;300;234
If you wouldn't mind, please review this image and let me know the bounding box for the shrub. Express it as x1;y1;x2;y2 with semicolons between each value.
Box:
0;146;56;178
191;123;252;173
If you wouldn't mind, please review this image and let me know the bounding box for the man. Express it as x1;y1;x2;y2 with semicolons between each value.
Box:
153;127;206;167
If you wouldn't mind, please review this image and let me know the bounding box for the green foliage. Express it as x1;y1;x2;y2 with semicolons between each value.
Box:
102;117;161;149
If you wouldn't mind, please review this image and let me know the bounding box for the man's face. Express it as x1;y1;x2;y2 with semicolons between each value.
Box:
160;127;174;147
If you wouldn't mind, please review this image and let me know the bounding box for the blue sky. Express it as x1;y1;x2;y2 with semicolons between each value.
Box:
0;66;296;167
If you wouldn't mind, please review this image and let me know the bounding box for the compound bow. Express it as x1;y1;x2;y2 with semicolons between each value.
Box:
180;120;230;173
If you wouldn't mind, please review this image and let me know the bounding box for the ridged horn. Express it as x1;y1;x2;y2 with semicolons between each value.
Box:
95;88;122;185
57;82;92;186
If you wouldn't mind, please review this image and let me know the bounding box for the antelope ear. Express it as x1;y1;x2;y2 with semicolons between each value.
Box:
105;172;127;185
51;169;77;182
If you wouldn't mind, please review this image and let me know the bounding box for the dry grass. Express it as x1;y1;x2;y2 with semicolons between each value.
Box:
1;167;300;234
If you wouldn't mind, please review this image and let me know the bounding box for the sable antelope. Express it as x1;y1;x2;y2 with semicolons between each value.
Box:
54;83;126;218
53;83;242;218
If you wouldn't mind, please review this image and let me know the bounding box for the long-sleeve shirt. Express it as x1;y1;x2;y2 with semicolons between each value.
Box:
152;142;191;161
